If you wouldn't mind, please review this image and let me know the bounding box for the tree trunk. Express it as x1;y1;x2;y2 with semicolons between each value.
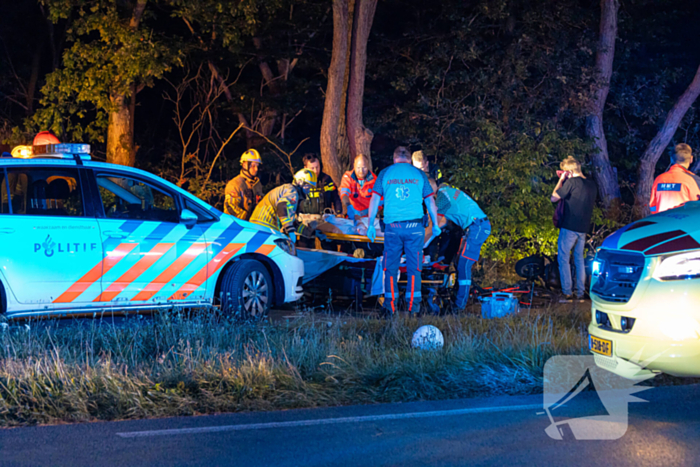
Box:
586;0;621;213
320;0;349;186
105;0;146;167
106;92;136;166
334;0;355;174
346;0;377;164
634;64;700;218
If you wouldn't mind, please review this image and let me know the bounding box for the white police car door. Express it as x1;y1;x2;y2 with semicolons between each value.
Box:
0;166;103;305
92;171;209;305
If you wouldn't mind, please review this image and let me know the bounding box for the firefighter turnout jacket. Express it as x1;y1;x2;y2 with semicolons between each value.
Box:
305;172;341;214
250;184;300;234
650;164;700;214
224;172;263;220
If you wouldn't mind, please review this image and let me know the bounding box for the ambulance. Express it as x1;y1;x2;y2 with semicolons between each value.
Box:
589;202;700;378
0;143;303;319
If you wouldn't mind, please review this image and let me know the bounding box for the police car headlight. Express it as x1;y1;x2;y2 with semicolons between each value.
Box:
653;251;700;281
274;238;296;256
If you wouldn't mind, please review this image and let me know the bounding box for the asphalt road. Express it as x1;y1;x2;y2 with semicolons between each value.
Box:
2;383;699;466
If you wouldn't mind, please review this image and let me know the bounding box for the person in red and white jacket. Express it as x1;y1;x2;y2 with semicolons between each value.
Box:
340;154;376;217
650;144;700;214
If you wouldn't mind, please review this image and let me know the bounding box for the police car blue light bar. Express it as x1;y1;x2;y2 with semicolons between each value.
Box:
32;143;91;160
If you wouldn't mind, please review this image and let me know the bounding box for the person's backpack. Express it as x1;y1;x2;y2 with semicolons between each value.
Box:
553;200;565;228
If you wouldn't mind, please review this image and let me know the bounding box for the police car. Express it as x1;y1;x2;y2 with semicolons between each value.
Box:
0;143;303;319
588;202;700;379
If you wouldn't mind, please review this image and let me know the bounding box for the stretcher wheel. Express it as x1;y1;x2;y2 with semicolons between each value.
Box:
220;259;272;321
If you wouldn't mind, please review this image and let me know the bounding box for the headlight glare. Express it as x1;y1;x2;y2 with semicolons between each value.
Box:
660;315;700;341
592;259;603;276
653;251;700;281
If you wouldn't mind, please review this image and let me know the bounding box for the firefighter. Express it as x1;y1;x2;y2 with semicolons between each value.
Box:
224;149;264;221
367;147;440;315
650;144;700;214
340;154;376;217
250;168;317;242
430;180;491;310
301;154;341;214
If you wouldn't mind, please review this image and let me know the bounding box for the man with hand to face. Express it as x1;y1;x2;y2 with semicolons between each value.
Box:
550;156;597;302
367;146;440;316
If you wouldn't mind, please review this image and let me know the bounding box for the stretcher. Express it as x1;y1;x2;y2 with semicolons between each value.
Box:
297;230;455;314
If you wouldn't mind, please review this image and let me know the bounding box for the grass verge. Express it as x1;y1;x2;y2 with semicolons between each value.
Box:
0;306;591;427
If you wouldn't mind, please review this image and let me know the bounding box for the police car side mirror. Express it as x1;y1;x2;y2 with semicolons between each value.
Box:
180;208;198;229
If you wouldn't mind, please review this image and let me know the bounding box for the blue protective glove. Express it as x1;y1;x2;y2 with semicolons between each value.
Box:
289;232;297;244
346;204;358;219
423;225;442;249
367;223;377;242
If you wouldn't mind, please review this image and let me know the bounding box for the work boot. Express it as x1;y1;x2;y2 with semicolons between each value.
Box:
379;306;394;319
559;294;573;303
410;303;422;316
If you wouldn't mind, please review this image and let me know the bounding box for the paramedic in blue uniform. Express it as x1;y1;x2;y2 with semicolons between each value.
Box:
367;146;440;315
430;180;491;310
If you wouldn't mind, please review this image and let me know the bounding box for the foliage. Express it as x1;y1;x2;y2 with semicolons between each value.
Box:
2;0;699;254
605;0;700;189
29;0;182;143
367;0;597;259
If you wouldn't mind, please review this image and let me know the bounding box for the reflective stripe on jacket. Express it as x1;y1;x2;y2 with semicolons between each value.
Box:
250;184;299;232
650;164;700;213
307;172;341;213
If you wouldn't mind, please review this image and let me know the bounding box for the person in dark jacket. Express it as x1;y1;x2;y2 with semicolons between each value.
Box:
302;154;342;214
551;156;597;302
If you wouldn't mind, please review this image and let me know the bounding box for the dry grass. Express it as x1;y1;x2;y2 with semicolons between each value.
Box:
0;305;590;427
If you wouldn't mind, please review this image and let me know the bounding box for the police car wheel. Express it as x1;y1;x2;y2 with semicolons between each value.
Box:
220;260;272;321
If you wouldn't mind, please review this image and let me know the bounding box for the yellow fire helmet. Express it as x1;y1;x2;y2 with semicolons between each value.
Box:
294;168;318;187
240;149;262;164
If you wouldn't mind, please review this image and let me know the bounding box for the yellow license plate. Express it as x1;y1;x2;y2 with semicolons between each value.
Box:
589;335;612;357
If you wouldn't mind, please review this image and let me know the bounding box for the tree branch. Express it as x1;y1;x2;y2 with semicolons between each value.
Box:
635;63;700;217
129;0;147;31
